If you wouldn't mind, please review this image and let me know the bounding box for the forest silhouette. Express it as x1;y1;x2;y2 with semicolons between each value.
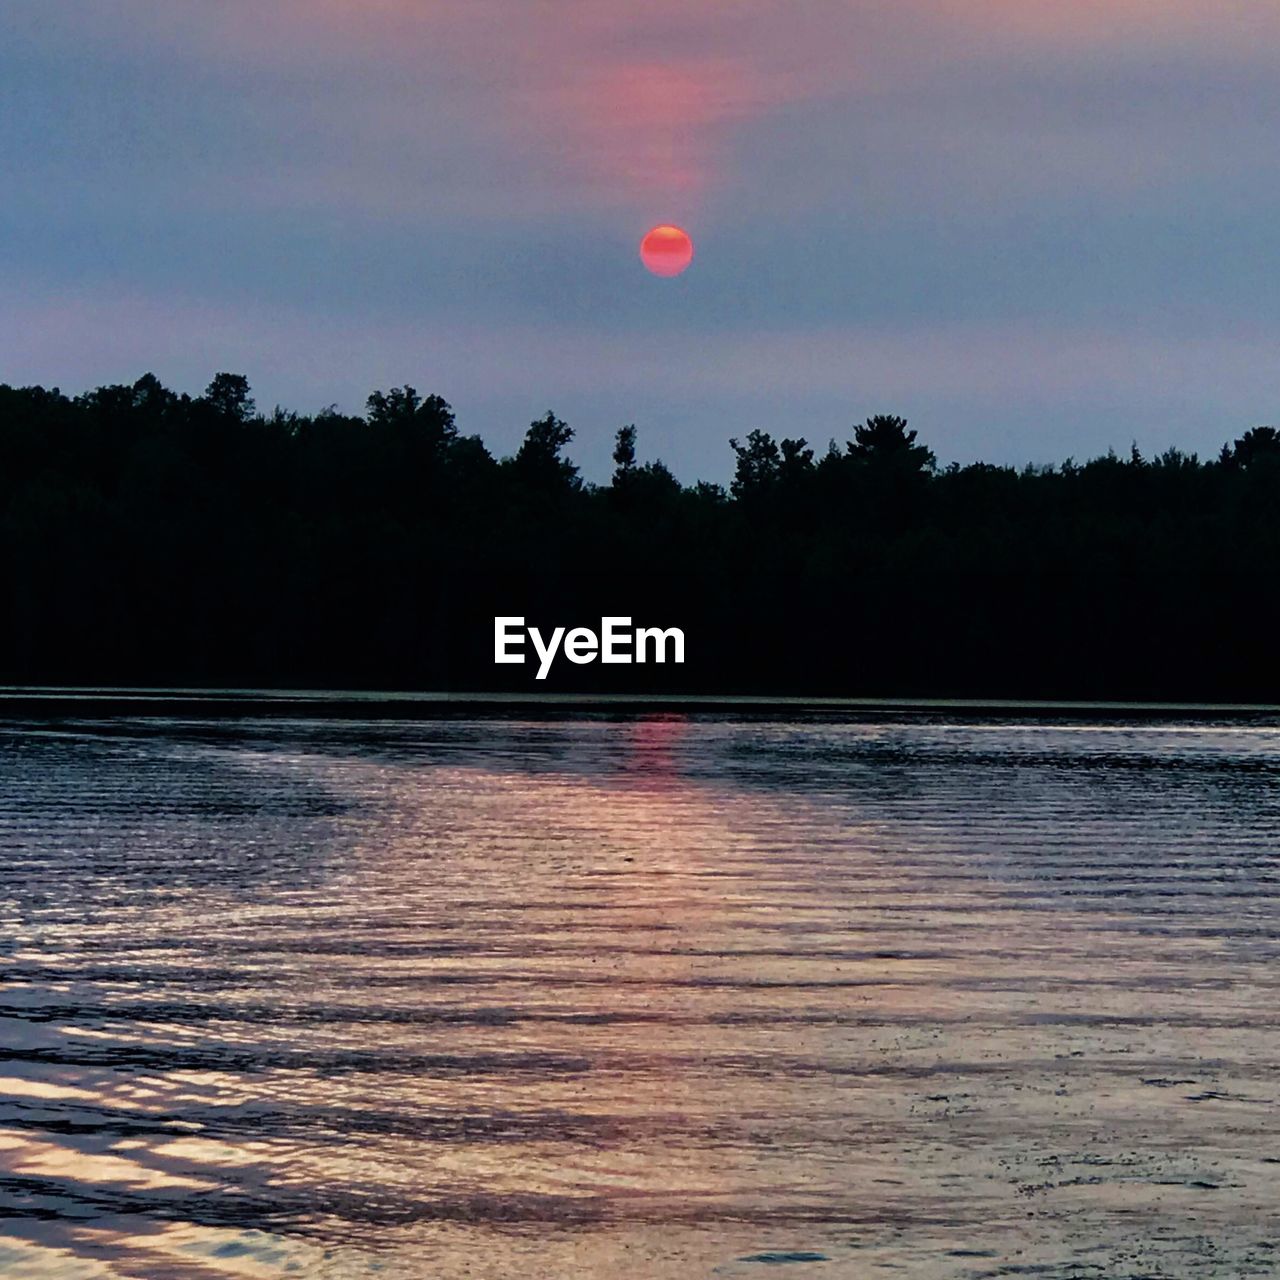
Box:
2;373;1277;699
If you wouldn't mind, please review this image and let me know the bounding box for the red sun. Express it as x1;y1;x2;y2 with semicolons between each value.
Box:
640;224;694;277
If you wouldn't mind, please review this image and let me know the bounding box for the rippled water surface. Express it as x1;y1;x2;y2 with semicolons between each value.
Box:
1;714;1278;1278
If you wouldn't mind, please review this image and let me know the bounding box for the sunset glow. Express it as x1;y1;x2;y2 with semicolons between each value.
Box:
5;1;1280;471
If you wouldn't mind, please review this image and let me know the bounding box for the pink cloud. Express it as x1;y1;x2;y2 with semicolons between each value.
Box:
39;2;1278;225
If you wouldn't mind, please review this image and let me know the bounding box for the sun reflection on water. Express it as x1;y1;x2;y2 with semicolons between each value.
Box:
0;716;1277;1276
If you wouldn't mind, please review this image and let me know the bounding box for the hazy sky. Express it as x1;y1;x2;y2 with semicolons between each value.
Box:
3;1;1278;479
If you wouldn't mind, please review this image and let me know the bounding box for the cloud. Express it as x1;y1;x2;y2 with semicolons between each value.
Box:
8;1;1278;225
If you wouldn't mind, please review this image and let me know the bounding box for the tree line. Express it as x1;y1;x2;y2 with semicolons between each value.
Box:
1;372;1277;699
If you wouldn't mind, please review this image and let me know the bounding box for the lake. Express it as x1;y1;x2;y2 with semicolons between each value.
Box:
1;712;1277;1277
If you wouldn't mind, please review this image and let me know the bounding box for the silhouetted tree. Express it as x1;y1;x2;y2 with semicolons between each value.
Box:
849;414;936;473
613;424;637;480
729;429;781;499
203;373;256;422
512;411;579;492
1225;426;1280;471
779;437;815;485
1;371;1278;699
366;386;457;457
611;424;680;508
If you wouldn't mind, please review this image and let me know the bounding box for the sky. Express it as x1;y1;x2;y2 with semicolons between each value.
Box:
2;1;1278;480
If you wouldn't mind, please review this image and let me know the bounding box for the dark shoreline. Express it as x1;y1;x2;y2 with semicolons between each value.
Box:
2;686;1278;722
7;378;1280;714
